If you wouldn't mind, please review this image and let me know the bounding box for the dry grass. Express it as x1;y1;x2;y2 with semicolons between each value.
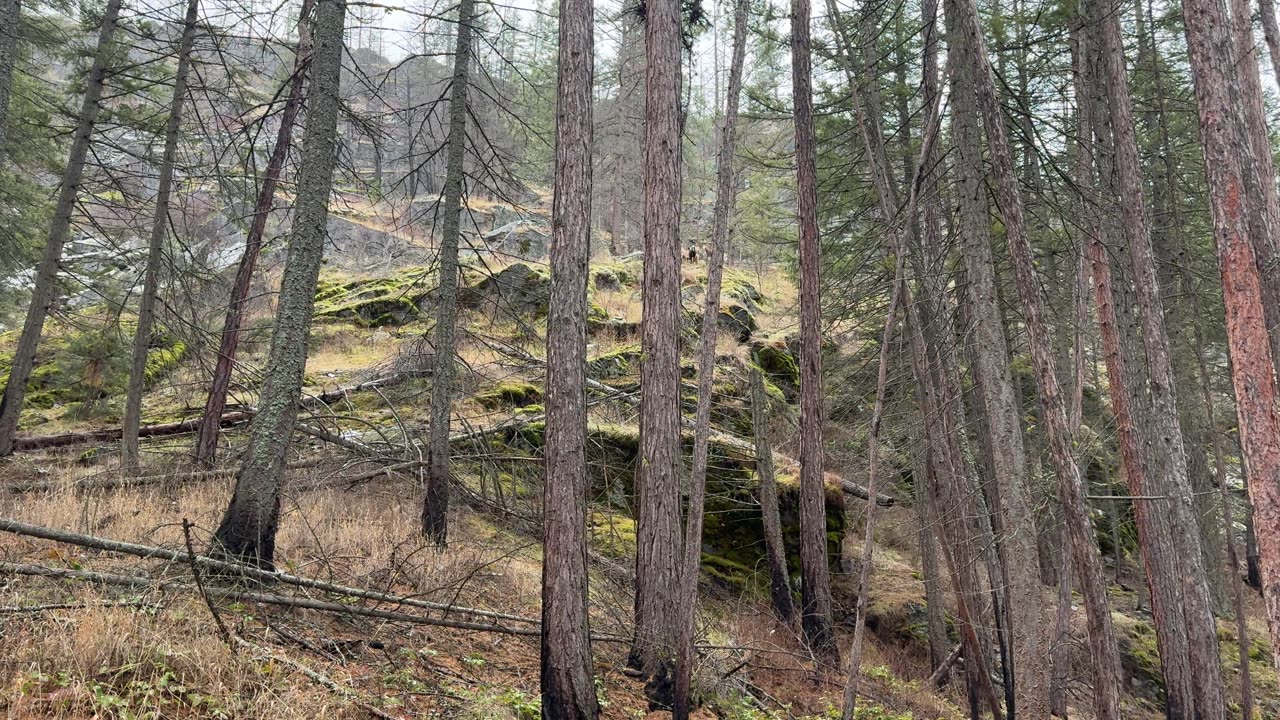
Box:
0;470;652;719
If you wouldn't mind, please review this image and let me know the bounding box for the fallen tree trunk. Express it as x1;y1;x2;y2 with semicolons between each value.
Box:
13;373;410;455
14;412;255;452
838;478;896;508
0;560;633;642
0;518;539;626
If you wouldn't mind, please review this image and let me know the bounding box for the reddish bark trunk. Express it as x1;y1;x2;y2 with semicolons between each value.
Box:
194;0;314;467
791;0;837;663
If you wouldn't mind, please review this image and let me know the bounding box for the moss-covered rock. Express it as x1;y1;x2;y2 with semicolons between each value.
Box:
461;263;551;318
314;267;432;326
1115;615;1164;701
717;302;757;342
0;311;186;418
591;260;639;290
476;380;543;409
499;419;845;589
751;335;799;396
587;343;641;380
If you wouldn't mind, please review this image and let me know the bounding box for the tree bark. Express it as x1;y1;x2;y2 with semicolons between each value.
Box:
630;0;685;695
1245;499;1263;589
194;0;315;468
0;0;18;156
1097;0;1228;712
674;0;749;713
539;0;598;711
421;0;478;545
1257;0;1280;89
791;0;837;664
950;0;1125;714
1179;0;1280;670
209;0;346;568
1192;302;1255;720
944;0;1050;712
750;366;795;625
0;0;121;456
1228;0;1280;384
121;0;201;470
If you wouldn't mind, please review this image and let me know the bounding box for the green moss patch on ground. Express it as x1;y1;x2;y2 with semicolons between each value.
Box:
0;311;186;425
314;266;434;326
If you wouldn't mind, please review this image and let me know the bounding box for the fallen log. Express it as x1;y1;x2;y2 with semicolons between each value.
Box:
0;560;632;643
13;412;255;453
837;478;897;508
0;518;539;627
5;457;339;495
9;373;410;455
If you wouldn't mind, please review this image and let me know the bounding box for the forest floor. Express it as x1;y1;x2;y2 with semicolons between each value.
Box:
0;199;1276;718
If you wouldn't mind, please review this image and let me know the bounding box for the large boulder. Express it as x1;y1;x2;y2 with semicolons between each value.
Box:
717;303;758;342
483;221;550;260
462;263;551;318
500;421;846;586
314;268;433;326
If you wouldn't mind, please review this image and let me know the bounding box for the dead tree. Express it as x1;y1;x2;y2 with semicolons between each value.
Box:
121;0;201;469
421;0;479;545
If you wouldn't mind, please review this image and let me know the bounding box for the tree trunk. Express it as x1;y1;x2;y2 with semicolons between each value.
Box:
1258;0;1280;89
840;259;904;720
1245;499;1263;589
0;0;121;456
913;438;949;675
1137;0;1228;607
630;0;685;696
950;0;1124;714
1192;300;1255;720
1097;0;1228;712
906;300;1005;720
1179;0;1280;670
121;0;200;470
791;0;837;664
421;0;478;545
194;0;314;468
912;0;950;680
1229;0;1280;384
750;366;795;625
945;0;1050;712
539;0;598;712
674;0;749;713
209;0;346;568
0;0;18;156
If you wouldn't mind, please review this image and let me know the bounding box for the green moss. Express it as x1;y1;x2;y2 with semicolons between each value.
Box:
587;343;641;379
589;511;636;558
751;338;799;391
591;260;639;289
701;553;755;586
313;267;433;326
476;380;543;409
1115;616;1164;697
144;339;186;385
0;311;185;416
